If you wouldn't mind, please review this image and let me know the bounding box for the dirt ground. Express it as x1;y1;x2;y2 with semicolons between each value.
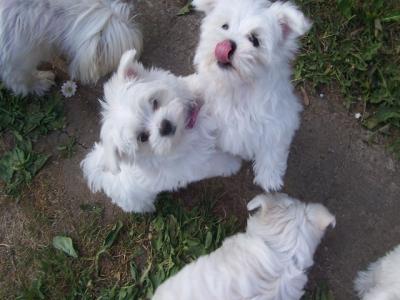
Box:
1;1;400;299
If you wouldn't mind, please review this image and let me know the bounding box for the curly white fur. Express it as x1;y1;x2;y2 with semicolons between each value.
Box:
0;0;142;95
81;50;241;213
153;193;335;300
355;244;400;300
186;0;311;192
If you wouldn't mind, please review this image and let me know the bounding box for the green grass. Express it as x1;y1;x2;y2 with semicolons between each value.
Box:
0;84;65;197
17;196;238;300
295;0;400;153
302;282;335;300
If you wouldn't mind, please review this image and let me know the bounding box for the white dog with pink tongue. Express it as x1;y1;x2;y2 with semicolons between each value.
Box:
81;50;241;213
186;0;311;192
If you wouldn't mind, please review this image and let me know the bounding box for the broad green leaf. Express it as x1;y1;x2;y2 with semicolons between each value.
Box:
130;261;139;283
30;154;50;175
177;3;193;16
102;221;123;250
52;236;78;258
382;13;400;22
204;231;213;249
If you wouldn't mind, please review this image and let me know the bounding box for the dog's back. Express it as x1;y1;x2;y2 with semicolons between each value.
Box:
355;245;400;300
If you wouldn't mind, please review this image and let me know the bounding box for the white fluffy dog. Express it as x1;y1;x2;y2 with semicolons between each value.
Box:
153;193;335;300
81;50;241;213
355;244;400;300
0;0;142;96
186;0;311;192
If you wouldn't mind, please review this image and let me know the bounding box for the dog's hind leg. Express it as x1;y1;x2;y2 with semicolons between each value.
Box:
204;152;242;178
1;46;54;96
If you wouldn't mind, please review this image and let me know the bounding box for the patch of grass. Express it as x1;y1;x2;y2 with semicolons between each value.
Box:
295;0;400;153
177;1;193;16
0;84;65;196
57;136;77;158
17;195;239;299
302;282;335;300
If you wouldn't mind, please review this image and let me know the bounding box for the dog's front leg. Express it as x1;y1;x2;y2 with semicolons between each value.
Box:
253;143;289;192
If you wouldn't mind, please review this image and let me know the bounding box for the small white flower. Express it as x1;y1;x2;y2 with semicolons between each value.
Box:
319;93;325;99
355;113;362;119
61;80;77;98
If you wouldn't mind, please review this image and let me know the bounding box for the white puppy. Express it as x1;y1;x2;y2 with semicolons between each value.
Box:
0;0;142;96
354;244;400;300
152;193;335;300
186;0;311;192
81;50;241;213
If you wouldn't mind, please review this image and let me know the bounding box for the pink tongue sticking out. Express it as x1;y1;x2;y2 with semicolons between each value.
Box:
215;40;233;64
186;103;202;129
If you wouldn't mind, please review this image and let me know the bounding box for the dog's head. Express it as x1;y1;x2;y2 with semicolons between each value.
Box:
99;50;196;174
193;0;311;82
247;193;335;269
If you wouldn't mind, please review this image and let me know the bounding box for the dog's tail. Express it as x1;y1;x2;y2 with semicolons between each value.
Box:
67;0;143;83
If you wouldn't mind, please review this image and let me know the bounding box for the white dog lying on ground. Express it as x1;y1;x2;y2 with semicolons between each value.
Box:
0;0;142;96
152;193;335;300
186;0;311;192
81;50;241;213
354;244;400;300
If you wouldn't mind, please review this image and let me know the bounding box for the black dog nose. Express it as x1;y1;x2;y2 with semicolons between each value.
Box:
159;119;176;136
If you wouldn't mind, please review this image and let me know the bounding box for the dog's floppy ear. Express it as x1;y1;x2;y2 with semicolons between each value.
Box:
247;194;276;214
117;49;144;80
306;203;336;231
269;1;311;40
192;0;217;14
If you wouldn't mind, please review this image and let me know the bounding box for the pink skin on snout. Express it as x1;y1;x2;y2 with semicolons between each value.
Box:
215;40;234;64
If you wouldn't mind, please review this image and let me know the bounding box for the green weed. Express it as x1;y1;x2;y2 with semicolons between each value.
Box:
0;84;65;196
57;136;77;158
302;282;335;300
177;1;193;16
18;195;238;300
296;0;400;152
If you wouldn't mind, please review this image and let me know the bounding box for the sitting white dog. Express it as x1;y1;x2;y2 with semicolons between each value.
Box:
0;0;142;96
186;0;311;192
152;193;335;300
81;50;241;213
354;244;400;300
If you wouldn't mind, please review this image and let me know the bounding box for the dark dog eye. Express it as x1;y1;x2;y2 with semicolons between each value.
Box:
137;132;149;143
152;99;159;111
222;23;229;30
249;34;260;48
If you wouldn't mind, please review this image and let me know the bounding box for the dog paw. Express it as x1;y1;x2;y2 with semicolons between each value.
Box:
32;71;55;96
119;199;156;214
254;173;284;192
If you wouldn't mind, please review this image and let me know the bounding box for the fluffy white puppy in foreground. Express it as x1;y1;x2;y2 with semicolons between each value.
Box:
81;50;241;213
354;244;400;300
152;193;335;300
0;0;142;96
187;0;311;192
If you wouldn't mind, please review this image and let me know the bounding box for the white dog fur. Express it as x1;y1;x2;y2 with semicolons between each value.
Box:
81;50;241;213
186;0;311;192
354;244;400;300
153;193;335;300
0;0;142;96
